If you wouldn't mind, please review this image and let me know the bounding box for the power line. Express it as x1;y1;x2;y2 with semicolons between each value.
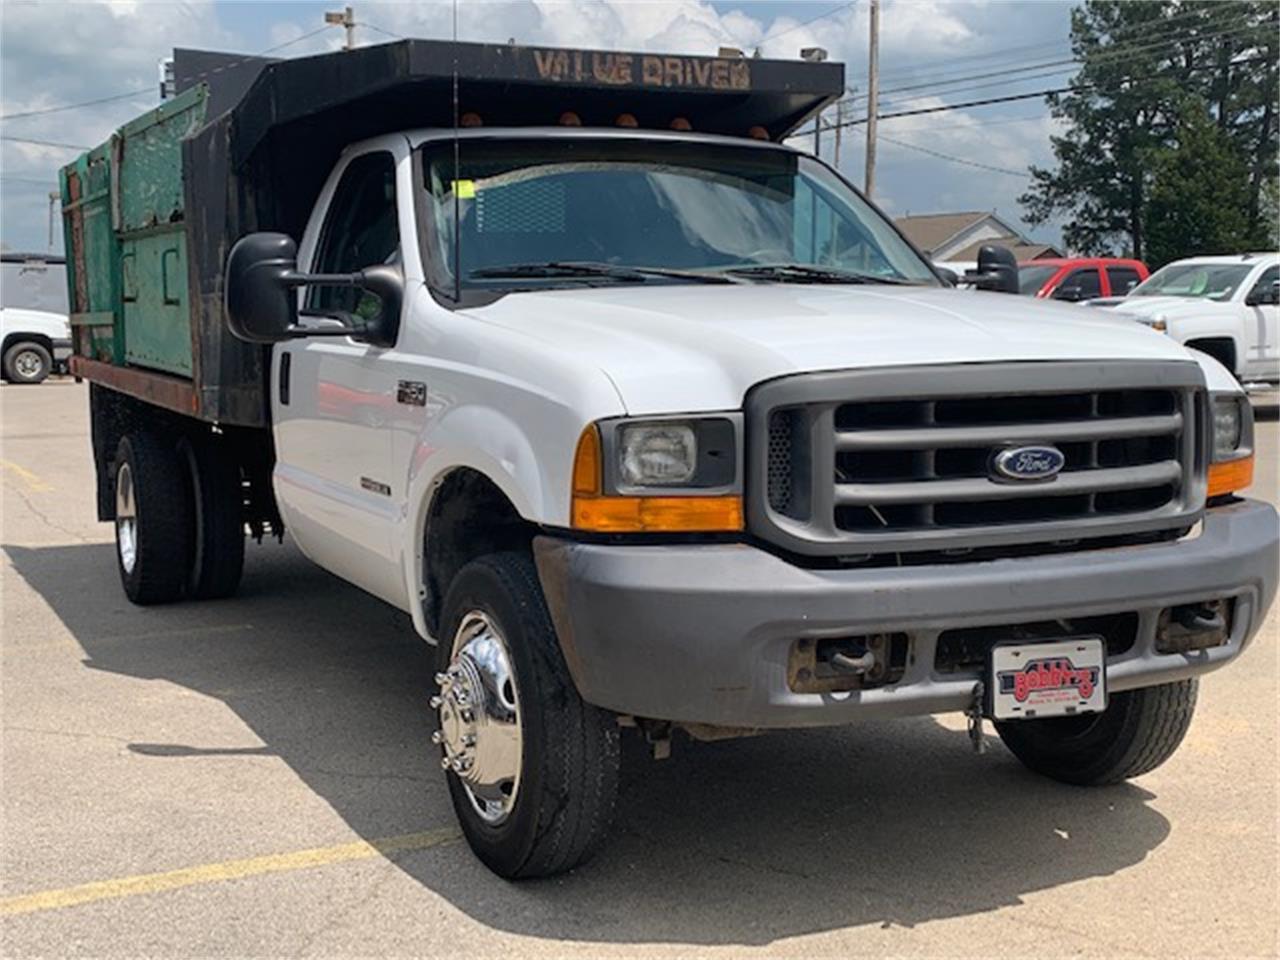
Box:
798;118;1031;178
877;131;1030;178
2;23;336;124
756;1;856;47
360;22;403;42
1;90;151;122
1;135;90;150
873;0;1255;86
824;54;1272;132
844;13;1260;110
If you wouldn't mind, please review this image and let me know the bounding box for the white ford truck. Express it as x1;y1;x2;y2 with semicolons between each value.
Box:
63;41;1277;879
1090;253;1280;384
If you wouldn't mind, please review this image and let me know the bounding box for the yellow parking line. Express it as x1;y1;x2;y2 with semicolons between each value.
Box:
0;827;461;917
0;460;53;493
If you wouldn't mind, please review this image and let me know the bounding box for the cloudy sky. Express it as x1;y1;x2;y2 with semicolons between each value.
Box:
0;0;1075;254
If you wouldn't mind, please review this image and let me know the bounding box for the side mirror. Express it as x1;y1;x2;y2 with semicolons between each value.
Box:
1052;285;1084;302
226;233;300;343
225;232;403;348
935;266;960;286
964;245;1019;294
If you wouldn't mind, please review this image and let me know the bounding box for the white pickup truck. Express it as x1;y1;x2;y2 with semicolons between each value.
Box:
1090;253;1280;384
65;41;1278;879
0;306;72;384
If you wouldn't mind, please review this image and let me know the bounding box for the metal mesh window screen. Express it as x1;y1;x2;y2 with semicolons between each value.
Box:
476;179;566;234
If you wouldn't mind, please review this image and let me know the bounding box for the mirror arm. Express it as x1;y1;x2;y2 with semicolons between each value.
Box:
281;271;378;339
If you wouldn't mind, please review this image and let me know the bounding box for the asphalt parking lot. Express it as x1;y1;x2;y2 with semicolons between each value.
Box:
2;380;1277;958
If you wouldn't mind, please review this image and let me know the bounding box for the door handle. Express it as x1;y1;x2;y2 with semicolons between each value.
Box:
279;351;291;406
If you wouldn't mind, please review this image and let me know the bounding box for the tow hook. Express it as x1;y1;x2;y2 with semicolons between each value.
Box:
830;650;876;674
965;680;987;754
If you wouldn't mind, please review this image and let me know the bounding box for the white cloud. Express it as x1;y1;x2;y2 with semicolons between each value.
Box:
1;0;1071;252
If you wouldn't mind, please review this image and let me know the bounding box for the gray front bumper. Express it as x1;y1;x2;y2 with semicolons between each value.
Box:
535;499;1278;728
52;339;73;362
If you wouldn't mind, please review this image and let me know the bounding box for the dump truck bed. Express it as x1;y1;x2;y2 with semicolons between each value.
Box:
61;39;843;428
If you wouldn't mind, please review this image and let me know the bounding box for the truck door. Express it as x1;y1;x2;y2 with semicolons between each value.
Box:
1244;265;1278;379
272;149;406;606
1105;265;1143;297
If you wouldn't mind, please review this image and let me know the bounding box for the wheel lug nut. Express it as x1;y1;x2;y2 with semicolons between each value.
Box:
460;709;475;723
433;672;449;686
462;734;476;747
440;756;452;769
451;758;465;772
430;730;443;744
428;695;443;709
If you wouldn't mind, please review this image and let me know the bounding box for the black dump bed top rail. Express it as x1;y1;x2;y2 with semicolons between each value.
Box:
73;40;843;427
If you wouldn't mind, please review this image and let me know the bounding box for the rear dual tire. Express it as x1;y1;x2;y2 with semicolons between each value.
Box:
113;430;244;605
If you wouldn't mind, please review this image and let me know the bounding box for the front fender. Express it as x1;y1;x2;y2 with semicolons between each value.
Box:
1167;315;1246;369
399;406;544;640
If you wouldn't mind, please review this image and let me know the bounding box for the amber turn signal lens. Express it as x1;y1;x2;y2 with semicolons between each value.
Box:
1208;454;1253;498
570;425;742;532
572;425;603;496
573;494;744;533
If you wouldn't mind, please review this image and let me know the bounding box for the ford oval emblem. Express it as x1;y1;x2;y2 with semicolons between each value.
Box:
991;445;1065;482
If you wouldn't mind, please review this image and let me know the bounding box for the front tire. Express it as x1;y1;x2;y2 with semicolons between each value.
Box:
3;341;52;384
434;552;620;878
996;679;1198;785
114;432;193;605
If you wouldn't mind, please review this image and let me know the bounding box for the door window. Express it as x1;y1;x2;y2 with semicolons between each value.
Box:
1106;266;1142;296
1053;268;1101;301
307;152;399;321
1247;265;1279;304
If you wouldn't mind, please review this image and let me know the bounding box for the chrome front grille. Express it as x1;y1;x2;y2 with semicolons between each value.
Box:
748;362;1208;559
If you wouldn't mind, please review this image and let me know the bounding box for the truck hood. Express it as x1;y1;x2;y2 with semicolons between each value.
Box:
1097;295;1233;321
465;284;1204;414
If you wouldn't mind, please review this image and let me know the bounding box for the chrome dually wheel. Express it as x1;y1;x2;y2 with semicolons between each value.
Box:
115;461;138;574
433;610;523;824
435;552;619;878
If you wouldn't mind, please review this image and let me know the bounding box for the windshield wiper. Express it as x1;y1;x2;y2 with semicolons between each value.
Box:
469;261;738;284
721;264;915;285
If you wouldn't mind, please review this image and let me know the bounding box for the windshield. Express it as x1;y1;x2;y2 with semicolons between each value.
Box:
1017;264;1059;295
1130;262;1252;300
419;137;938;292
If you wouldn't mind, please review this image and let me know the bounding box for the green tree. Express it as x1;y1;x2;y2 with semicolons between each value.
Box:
1020;0;1278;264
1144;109;1252;265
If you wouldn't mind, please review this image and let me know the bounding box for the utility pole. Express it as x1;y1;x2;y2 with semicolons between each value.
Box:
48;191;59;250
864;0;880;198
325;6;356;51
833;98;845;168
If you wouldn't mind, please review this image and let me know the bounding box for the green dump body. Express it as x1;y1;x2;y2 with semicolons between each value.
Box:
60;85;208;382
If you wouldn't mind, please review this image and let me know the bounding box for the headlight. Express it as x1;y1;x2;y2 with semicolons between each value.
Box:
1207;394;1254;499
619;423;696;486
571;415;743;532
1212;399;1242;460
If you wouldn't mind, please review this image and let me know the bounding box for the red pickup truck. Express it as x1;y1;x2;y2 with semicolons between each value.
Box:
1018;257;1150;301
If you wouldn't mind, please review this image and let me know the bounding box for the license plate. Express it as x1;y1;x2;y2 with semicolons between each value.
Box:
988;637;1107;721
